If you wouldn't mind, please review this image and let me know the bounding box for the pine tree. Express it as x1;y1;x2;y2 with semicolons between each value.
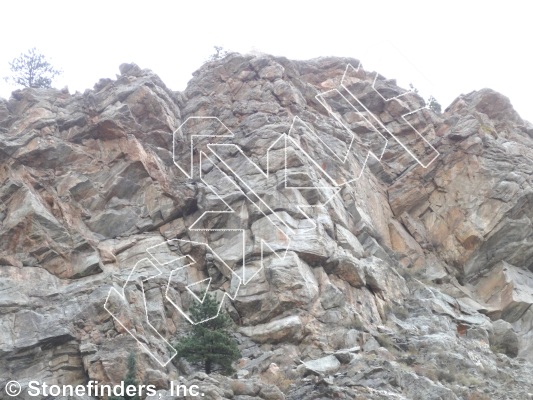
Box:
427;95;442;113
174;294;241;375
4;48;62;89
207;46;229;62
109;352;140;400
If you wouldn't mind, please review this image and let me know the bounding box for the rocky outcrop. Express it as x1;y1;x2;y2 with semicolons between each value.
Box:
1;53;533;400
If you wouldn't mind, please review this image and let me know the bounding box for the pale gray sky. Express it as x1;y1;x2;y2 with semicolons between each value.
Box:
0;0;531;122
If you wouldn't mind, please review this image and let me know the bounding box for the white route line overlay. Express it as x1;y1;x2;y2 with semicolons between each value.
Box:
104;63;440;366
340;63;440;168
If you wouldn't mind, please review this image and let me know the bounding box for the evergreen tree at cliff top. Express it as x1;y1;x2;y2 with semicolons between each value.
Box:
4;48;62;89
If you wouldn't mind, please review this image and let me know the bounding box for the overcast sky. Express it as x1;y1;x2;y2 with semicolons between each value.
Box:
0;1;530;122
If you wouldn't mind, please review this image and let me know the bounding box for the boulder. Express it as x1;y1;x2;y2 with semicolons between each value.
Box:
302;355;341;375
239;316;303;344
489;319;519;357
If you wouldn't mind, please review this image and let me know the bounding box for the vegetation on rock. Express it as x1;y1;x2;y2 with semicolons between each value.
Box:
3;47;61;88
109;352;141;400
174;294;241;375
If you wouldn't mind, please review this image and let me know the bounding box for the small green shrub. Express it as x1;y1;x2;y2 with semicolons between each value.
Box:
110;352;141;400
437;369;456;383
376;334;396;351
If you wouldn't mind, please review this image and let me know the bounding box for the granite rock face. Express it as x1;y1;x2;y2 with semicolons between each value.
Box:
1;53;533;399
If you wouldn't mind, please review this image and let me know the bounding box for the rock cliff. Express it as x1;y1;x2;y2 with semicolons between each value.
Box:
1;53;533;399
